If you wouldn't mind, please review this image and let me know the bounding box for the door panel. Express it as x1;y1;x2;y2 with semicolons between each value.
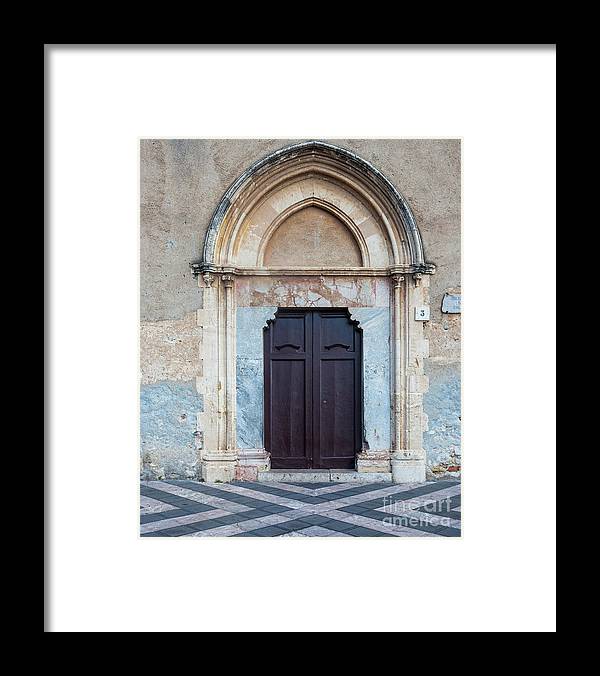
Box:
265;309;361;470
270;360;307;464
312;310;361;469
320;313;355;352
318;359;356;462
264;311;312;469
272;314;306;352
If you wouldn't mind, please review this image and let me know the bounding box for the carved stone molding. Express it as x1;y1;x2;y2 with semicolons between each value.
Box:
262;308;278;329
391;274;405;288
198;141;435;272
191;264;435;277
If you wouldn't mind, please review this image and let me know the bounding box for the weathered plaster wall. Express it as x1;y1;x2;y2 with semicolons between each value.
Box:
350;308;391;451
263;206;362;267
423;287;461;477
424;361;461;469
140;381;203;479
236;306;277;450
235;276;390;309
140;310;204;478
140;139;461;479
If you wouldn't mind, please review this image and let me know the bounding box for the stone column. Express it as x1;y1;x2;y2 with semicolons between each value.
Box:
198;272;237;483
390;273;427;483
222;274;236;452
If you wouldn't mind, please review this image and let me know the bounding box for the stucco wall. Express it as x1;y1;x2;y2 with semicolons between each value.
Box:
140;139;461;479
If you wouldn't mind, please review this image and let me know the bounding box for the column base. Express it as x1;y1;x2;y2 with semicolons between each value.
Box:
391;455;426;483
200;452;237;483
235;449;270;481
356;451;391;473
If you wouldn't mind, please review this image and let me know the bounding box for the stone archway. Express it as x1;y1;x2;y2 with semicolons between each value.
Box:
191;141;435;483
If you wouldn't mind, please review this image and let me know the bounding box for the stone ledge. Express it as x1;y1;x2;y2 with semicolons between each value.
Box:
257;470;392;483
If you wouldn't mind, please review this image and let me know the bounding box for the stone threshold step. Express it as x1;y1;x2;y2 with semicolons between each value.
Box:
258;470;392;483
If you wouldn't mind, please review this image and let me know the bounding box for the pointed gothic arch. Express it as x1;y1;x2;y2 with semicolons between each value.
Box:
193;140;434;276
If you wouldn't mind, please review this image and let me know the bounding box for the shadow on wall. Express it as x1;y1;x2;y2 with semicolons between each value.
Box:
140;381;203;480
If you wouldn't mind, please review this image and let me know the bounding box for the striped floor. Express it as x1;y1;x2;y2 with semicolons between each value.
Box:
140;479;461;537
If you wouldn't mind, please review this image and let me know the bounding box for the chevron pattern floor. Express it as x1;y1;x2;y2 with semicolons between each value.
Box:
140;479;461;537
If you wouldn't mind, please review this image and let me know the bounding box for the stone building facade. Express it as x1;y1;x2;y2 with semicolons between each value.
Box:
140;139;461;483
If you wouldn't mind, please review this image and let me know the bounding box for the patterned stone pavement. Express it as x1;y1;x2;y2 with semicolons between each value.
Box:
140;479;461;537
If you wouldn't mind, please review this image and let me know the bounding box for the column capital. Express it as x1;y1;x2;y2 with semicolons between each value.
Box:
391;274;405;288
221;274;235;288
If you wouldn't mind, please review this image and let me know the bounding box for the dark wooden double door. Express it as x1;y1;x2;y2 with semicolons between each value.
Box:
264;308;362;470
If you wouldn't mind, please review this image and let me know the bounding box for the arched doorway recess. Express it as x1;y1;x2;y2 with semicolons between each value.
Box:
191;141;435;483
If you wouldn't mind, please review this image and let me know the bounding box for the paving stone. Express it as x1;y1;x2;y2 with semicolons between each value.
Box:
294;526;339;536
279;531;309;537
271;519;315;532
259;504;293;514
188;525;246;537
210;514;248;526
286;495;327;504
140;509;185;523
153;524;200;537
341;504;375;515
345;526;390;537
140;479;462;537
287;482;338;489
297;515;329;525
187;518;238;531
433;525;462;537
318;519;357;532
235;514;293;531
237;509;275;519
234;525;289;537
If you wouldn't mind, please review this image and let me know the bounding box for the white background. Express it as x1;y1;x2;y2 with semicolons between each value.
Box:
48;46;556;632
